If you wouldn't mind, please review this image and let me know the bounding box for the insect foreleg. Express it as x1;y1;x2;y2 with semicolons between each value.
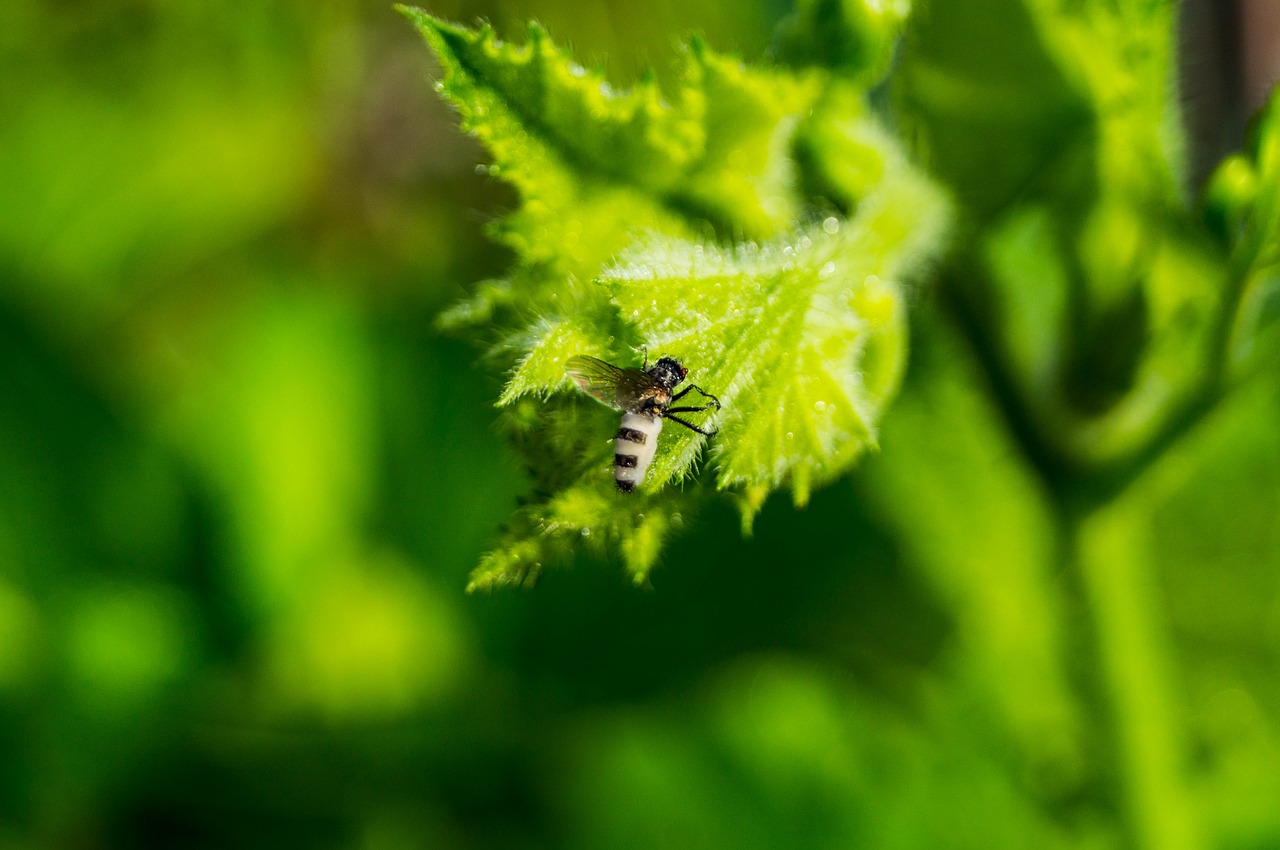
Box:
664;414;716;437
665;404;716;415
672;384;721;409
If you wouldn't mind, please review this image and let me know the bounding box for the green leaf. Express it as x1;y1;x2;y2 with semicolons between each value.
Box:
468;480;698;592
400;7;822;279
401;9;950;585
607;170;947;505
772;0;910;83
496;308;622;406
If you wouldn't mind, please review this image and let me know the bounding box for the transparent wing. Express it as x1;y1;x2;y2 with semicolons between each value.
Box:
565;355;650;411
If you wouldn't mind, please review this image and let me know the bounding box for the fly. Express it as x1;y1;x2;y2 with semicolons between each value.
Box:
565;352;721;493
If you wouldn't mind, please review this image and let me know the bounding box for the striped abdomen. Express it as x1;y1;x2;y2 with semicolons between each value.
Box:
614;412;663;493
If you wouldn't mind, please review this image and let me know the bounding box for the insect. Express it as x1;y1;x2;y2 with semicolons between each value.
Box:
565;352;722;493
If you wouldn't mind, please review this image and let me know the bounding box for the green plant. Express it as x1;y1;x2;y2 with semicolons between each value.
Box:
405;1;1280;846
402;3;949;589
402;0;1277;578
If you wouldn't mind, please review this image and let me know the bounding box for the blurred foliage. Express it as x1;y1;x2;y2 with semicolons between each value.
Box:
1;2;1280;850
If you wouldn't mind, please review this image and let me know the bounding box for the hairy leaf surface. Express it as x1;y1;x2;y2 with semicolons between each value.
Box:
402;7;949;586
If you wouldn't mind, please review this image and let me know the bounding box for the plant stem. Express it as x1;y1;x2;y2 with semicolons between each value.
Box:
1071;498;1203;850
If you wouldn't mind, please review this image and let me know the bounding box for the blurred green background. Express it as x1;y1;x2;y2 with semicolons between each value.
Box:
3;1;1279;848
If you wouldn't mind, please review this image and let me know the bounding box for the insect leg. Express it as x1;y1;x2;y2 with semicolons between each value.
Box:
672;383;721;409
664;414;717;437
665;404;716;414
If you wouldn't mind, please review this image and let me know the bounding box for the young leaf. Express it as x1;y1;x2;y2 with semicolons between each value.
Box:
401;9;950;586
607;168;947;506
772;0;910;83
399;8;820;277
1205;91;1280;376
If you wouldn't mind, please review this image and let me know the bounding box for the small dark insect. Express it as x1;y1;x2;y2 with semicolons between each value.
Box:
565;352;721;493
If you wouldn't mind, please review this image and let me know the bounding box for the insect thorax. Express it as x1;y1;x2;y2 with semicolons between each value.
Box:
630;386;672;414
647;357;686;390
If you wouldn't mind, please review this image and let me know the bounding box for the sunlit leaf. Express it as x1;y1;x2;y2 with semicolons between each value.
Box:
402;8;949;584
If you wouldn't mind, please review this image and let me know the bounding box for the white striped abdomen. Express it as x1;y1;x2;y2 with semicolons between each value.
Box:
614;412;662;492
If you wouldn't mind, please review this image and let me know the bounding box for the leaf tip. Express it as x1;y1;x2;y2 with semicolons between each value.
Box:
398;6;479;65
791;465;813;509
526;20;549;41
495;384;522;407
467;544;542;592
734;483;771;536
395;5;446;35
392;4;423;21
